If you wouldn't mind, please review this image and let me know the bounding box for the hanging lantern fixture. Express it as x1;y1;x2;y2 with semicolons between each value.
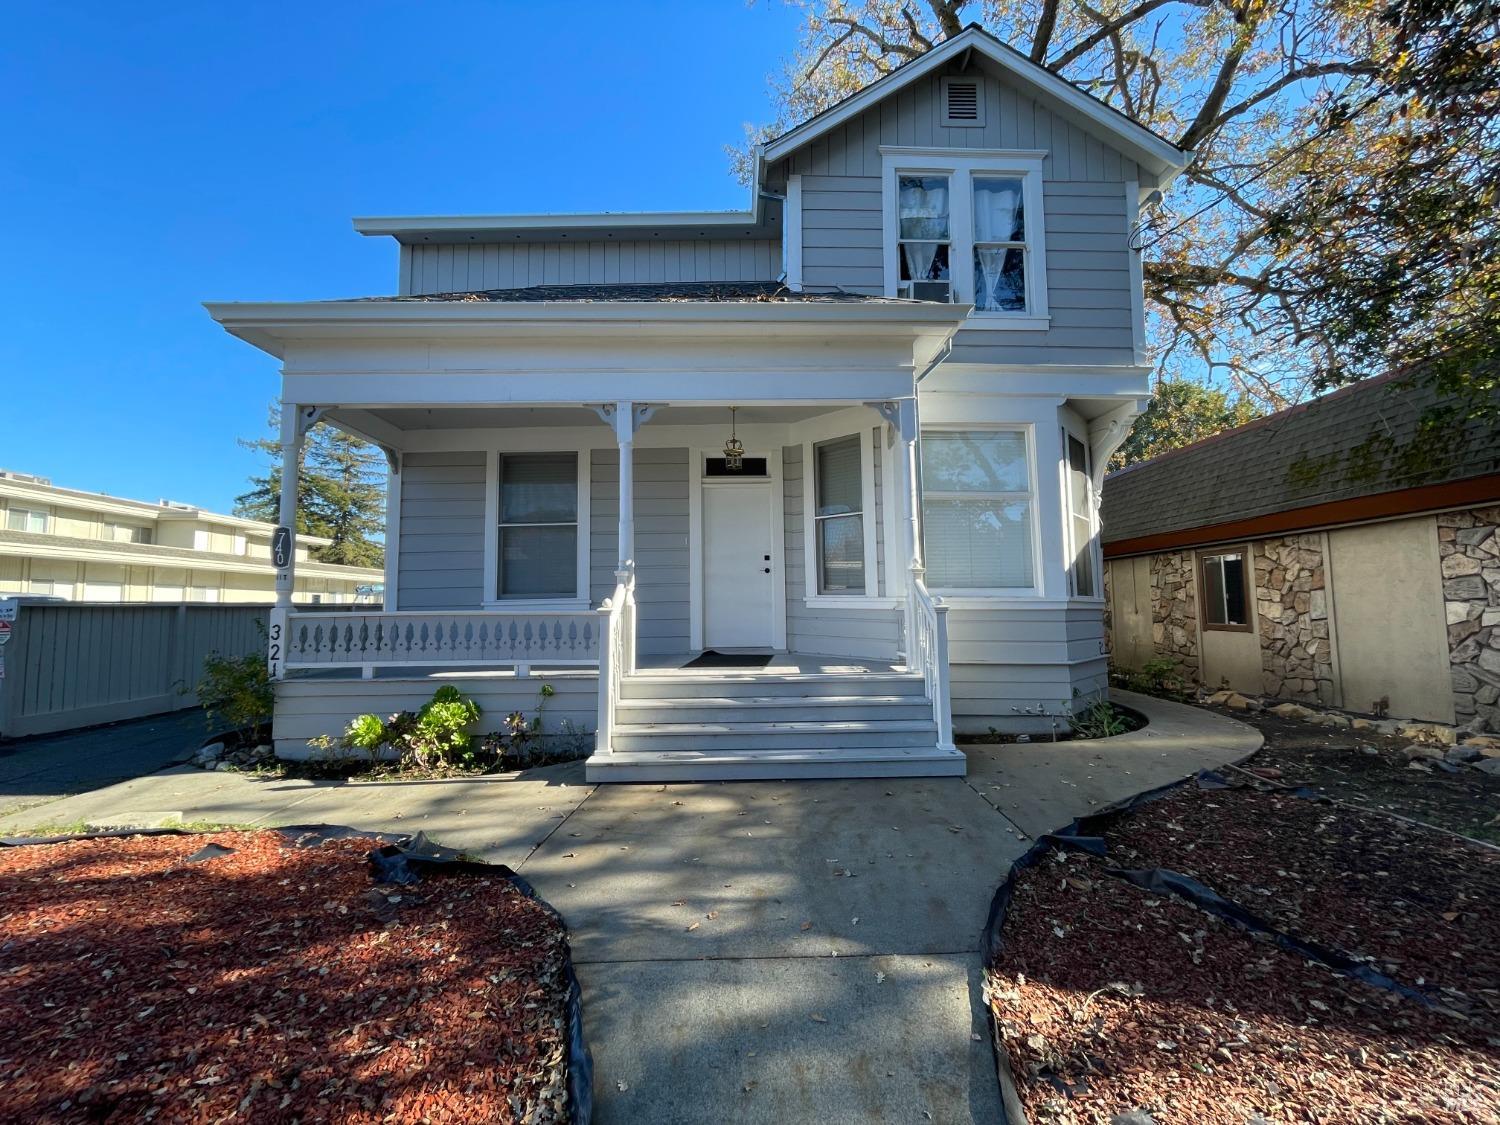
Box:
722;406;745;472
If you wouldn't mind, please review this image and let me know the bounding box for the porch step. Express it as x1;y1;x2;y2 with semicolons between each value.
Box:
619;672;923;700
614;694;933;725
585;744;968;783
611;719;938;754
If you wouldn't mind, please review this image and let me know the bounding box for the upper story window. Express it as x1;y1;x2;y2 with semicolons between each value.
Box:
104;521;152;545
5;506;49;534
883;148;1049;330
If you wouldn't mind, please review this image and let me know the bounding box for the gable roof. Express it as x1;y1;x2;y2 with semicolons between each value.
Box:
761;24;1192;180
1100;372;1500;552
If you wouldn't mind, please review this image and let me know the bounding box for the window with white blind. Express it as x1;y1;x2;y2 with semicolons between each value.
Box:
814;435;866;595
497;453;579;600
1065;434;1097;597
920;429;1036;592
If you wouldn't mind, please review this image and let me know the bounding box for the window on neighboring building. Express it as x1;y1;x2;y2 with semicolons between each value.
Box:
1200;550;1250;629
498;453;578;599
814;435;866;595
190;585;221;603
104;521;152;544
896;175;952;302
1065;434;1097;597
6;506;48;533
920;429;1035;591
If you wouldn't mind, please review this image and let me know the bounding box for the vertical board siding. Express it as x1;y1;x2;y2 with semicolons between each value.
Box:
402;239;782;296
0;604;268;738
789;67;1139;366
591;447;691;656
397;452;487;609
782;444;901;658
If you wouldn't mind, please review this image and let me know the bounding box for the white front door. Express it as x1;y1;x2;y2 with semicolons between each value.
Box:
702;482;775;649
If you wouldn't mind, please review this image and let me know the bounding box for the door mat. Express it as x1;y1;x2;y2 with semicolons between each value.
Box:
683;650;774;669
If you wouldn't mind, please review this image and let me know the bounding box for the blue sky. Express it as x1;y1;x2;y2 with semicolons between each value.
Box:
1;2;804;512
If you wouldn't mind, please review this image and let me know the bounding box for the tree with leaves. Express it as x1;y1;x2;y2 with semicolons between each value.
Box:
1109;377;1261;469
236;408;386;568
736;0;1498;422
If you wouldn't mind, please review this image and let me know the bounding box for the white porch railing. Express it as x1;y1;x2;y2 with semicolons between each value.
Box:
595;574;636;753
906;573;954;750
276;609;601;677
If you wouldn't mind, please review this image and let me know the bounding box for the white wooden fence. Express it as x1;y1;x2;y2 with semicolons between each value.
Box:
0;600;271;739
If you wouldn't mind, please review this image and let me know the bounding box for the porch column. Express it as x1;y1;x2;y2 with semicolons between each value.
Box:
896;397;924;581
274;402;302;609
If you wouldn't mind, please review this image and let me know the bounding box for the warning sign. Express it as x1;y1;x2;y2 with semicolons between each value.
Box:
0;620;11;646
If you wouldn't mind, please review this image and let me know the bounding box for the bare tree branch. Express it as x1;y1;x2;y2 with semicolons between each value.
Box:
1030;0;1062;62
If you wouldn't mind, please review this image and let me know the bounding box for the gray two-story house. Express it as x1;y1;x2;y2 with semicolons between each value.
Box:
208;26;1190;782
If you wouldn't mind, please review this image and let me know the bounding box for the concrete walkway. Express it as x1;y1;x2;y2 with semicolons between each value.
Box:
0;690;1260;1123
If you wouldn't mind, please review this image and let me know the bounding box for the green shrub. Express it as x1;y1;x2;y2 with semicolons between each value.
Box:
1071;699;1134;740
197;652;273;733
344;713;386;751
400;687;483;769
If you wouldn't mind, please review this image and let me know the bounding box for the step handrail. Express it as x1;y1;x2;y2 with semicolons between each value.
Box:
906;572;954;750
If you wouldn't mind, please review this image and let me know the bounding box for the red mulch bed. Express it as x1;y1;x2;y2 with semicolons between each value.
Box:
988;787;1500;1124
0;830;572;1123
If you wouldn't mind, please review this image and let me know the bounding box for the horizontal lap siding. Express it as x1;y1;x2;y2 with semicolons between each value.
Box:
591;448;690;656
404;240;781;296
783;444;901;659
274;673;598;746
789;68;1139;365
945;605;1108;731
398;452;486;609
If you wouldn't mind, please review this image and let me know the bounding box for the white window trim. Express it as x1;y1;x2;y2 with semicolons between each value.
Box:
5;505;50;534
919;422;1044;598
881;147;1050;331
1061;425;1104;601
482;449;591;610
802;429;882;606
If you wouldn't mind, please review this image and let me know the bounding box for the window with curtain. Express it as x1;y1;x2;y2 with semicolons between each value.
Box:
814;435;865;594
920;429;1034;590
972;176;1028;312
498;453;578;599
6;506;48;533
1065;434;1096;596
1200;551;1249;628
896;175;952;302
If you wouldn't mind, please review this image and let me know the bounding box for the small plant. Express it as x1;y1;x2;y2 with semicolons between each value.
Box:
1071;698;1134;740
198;652;273;734
344;713;386;752
402;686;483;770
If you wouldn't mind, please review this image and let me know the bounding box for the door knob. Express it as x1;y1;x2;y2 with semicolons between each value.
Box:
763;567;771;573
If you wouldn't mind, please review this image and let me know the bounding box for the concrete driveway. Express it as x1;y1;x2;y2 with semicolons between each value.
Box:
0;690;1259;1123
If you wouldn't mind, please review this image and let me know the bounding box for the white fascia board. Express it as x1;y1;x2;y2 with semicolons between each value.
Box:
0;538;377;579
762;27;1191;179
203;298;971;360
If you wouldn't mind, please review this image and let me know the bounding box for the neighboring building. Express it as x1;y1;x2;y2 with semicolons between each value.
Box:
206;26;1193;781
0;470;383;605
1101;373;1500;729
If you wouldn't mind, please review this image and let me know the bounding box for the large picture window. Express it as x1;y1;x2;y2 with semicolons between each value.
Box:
1065;434;1097;597
497;453;578;599
1200;550;1250;630
814;435;865;594
920;429;1035;591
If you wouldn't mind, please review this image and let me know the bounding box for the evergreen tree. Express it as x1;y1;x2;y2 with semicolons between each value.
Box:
236;406;386;567
1111;380;1262;471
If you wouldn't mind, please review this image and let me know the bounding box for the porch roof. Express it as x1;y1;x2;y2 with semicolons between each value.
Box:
351;281;885;304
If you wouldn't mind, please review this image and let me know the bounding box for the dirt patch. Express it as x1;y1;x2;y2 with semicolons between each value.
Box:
0;830;572;1123
988;783;1500;1123
1215;706;1500;844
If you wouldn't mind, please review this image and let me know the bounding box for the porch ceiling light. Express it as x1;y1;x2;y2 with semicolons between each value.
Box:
722;406;745;472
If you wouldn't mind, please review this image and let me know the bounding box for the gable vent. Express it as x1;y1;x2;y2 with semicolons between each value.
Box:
942;77;983;126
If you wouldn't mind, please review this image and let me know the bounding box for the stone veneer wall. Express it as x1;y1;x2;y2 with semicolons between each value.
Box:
1440;505;1500;731
1149;551;1199;681
1253;535;1336;705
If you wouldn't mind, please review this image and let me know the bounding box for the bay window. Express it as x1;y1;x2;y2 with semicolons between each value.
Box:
883;148;1048;328
814;435;865;594
497;452;579;600
920;429;1035;591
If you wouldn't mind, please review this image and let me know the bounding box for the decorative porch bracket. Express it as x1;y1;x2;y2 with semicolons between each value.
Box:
1086;397;1149;498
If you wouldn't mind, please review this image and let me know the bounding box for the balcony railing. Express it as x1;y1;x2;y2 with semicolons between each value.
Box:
273;609;601;678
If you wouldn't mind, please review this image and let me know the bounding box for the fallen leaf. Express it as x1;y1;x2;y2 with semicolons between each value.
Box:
809;1013;828;1023
685;921;700;932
